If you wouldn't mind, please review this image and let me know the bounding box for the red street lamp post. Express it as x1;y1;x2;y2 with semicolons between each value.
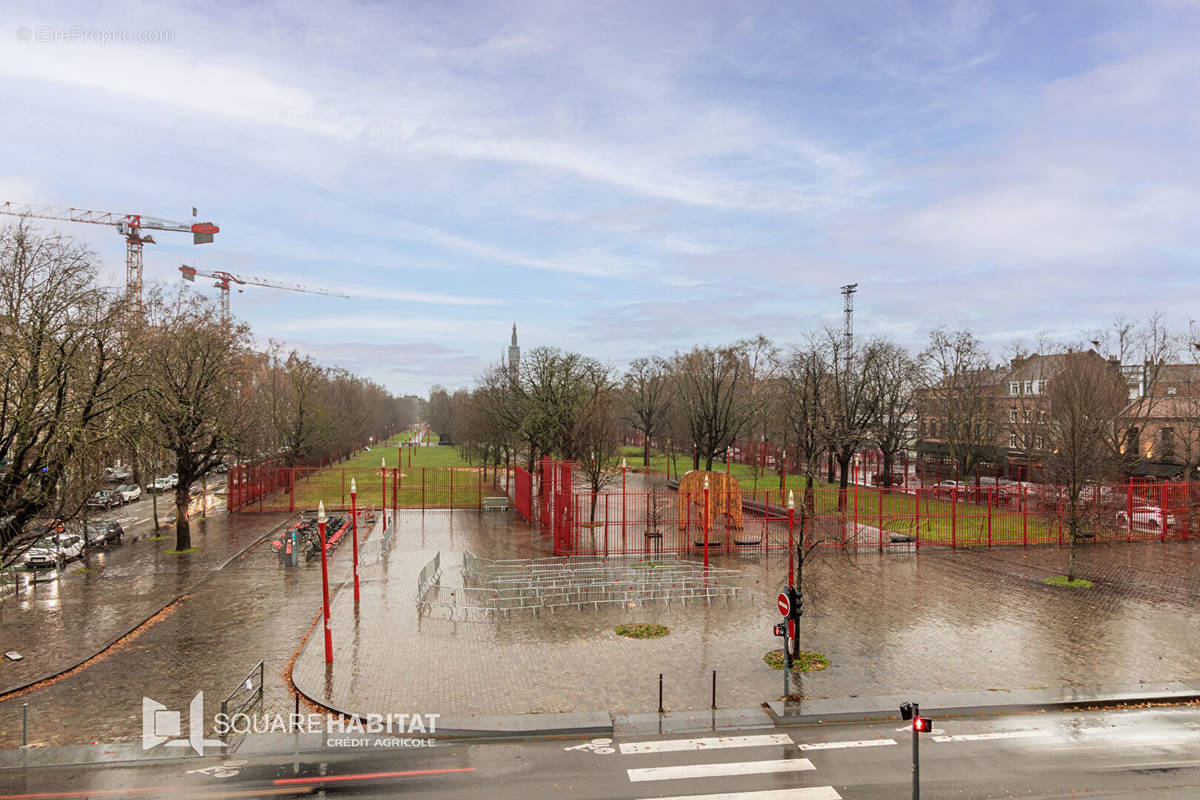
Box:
703;474;711;569
381;457;387;533
317;501;333;664
787;490;795;589
350;479;360;604
621;457;627;550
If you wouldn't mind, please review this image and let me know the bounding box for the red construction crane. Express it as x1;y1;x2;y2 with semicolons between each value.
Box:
0;201;219;316
179;264;350;321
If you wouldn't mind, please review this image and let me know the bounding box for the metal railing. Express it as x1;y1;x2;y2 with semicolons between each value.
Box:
218;660;264;741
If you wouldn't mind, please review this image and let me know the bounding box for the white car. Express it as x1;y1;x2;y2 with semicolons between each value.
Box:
23;533;86;569
115;483;141;503
149;474;179;492
1116;505;1176;530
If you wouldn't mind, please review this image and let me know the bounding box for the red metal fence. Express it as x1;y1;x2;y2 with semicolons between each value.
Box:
228;464;505;512
513;466;532;522
544;475;1197;557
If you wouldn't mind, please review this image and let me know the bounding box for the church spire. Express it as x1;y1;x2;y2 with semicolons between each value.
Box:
508;323;520;372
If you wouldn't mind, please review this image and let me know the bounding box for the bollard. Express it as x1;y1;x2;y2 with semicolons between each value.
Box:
658;674;664;714
22;703;27;748
711;670;717;711
294;694;300;731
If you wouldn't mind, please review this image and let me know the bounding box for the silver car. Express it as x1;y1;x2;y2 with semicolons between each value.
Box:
23;534;86;569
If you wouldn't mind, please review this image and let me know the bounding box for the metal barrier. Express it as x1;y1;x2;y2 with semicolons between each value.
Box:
218;660;264;741
357;523;393;567
426;551;742;619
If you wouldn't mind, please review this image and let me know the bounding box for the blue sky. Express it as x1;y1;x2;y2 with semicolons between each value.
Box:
2;1;1198;395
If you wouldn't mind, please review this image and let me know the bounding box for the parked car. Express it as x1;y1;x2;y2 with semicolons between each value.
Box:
1116;506;1176;530
85;521;124;548
23;533;86;568
148;474;179;492
114;484;141;503
86;490;121;510
106;466;132;482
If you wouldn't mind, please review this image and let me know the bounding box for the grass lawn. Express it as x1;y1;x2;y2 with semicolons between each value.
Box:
623;446;1076;546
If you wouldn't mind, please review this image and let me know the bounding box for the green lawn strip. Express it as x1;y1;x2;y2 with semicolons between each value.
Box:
164;547;201;554
1043;575;1094;588
764;649;830;672
615;623;670;639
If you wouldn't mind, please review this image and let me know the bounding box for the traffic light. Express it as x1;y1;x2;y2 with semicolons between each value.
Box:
773;622;786;637
788;586;803;618
900;702;914;720
913;715;934;733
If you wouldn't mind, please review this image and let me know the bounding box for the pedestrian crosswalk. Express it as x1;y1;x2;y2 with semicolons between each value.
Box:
622;733;849;800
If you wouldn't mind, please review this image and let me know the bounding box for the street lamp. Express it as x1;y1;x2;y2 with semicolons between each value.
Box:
317;501;333;664
381;457;387;532
350;478;359;604
787;490;795;590
703;474;711;569
621;457;627;550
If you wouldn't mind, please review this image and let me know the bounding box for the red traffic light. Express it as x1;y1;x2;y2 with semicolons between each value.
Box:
913;715;933;733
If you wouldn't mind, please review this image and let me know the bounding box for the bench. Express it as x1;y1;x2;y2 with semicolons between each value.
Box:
483;496;510;512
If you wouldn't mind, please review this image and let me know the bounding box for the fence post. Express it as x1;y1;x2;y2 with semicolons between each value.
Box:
1160;483;1168;543
1127;482;1134;542
341;469;346;509
1022;484;1028;546
422;467;426;511
289;469;295;513
986;488;992;547
951;488;957;549
878;488;884;552
914;488;920;549
450;467;455;508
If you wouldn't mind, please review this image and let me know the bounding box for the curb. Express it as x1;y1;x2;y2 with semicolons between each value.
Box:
764;683;1200;726
0;514;296;701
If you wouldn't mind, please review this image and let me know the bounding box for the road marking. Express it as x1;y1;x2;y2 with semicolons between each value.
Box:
798;738;896;751
627;758;815;782
638;789;841;800
932;730;1048;743
620;734;792;754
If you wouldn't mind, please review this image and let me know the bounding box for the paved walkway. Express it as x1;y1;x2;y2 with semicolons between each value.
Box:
0;509;289;695
293;509;1200;722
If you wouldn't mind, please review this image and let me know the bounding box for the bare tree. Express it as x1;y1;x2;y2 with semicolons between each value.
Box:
1043;351;1127;581
865;340;919;488
139;289;255;551
918;328;1000;483
573;380;623;521
0;224;133;564
826;331;885;507
672;337;775;471
621;357;672;468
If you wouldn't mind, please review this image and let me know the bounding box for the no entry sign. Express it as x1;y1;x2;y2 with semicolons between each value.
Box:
777;592;790;617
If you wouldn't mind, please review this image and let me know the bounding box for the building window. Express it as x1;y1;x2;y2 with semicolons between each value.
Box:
1167;386;1177;396
1009;433;1017;448
1023;408;1032;423
1009;381;1020;395
1008;407;1017;423
929;420;937;437
1035;435;1044;449
1023;380;1032;395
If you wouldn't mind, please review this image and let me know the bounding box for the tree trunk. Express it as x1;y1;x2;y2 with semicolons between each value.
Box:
174;485;191;551
836;452;852;510
826;452;834;483
881;452;894;488
643;436;650;469
590;490;598;522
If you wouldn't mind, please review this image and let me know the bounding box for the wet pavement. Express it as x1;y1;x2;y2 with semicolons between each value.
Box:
0;509;364;748
0;496;289;695
293;507;1200;722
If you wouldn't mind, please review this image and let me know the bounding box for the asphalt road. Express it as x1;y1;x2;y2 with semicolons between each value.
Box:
1;706;1197;799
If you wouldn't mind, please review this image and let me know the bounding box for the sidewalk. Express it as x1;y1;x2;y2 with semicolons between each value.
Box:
0;511;290;696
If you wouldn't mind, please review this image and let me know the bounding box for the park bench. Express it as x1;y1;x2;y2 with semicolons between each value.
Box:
482;496;510;512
